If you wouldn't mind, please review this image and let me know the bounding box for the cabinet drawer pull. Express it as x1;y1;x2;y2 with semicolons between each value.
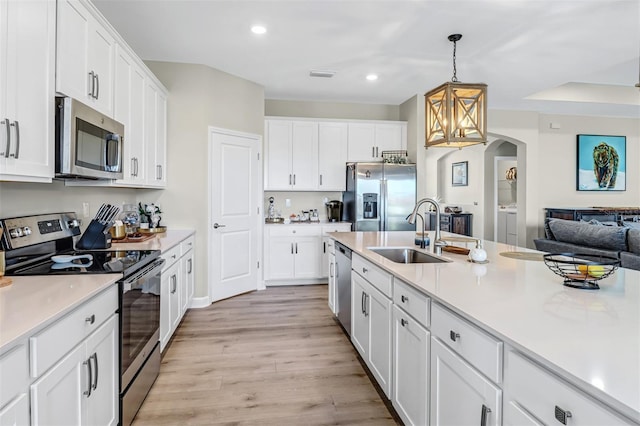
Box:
449;330;460;342
554;406;572;425
91;353;99;391
401;295;408;303
85;314;95;325
480;404;491;426
2;118;9;157
83;358;93;397
9;121;19;159
401;318;408;327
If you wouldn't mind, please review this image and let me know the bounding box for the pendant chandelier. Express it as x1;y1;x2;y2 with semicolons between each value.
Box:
425;34;487;149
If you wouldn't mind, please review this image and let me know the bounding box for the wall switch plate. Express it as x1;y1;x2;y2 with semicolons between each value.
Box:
285;198;291;207
82;202;90;217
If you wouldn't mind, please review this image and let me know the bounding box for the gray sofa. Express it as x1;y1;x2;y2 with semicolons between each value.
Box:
534;218;640;271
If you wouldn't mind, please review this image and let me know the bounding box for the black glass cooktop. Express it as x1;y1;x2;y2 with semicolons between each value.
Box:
7;249;160;277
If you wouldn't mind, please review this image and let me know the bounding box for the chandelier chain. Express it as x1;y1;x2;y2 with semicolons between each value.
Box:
451;39;458;82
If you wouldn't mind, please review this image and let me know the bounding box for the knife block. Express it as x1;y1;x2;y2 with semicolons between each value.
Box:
76;220;112;250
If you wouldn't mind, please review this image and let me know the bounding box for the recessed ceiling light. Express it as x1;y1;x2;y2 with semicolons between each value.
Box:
366;74;378;81
251;25;267;35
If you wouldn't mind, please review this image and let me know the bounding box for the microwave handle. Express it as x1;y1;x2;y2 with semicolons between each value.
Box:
104;134;122;171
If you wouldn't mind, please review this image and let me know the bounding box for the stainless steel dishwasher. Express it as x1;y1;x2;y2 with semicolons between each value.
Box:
335;242;352;336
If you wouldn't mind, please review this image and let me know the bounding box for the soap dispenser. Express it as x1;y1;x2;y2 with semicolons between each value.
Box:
468;240;488;263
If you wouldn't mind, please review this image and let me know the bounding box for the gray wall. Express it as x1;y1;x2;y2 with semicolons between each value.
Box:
145;61;265;300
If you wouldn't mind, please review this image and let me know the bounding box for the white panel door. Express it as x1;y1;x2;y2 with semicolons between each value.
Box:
210;128;262;302
318;122;348;191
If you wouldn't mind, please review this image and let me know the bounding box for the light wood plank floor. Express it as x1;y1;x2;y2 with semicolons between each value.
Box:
133;285;399;425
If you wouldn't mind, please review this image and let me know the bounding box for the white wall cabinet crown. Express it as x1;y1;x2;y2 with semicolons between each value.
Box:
56;0;115;117
0;0;55;182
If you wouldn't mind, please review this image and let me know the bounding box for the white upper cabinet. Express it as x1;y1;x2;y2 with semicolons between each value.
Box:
318;122;348;191
347;121;406;162
265;118;404;191
144;81;167;187
0;0;55;182
265;120;318;190
56;0;115;117
113;44;147;186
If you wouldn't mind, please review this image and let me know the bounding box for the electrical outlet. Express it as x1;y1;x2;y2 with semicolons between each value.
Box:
285;198;291;207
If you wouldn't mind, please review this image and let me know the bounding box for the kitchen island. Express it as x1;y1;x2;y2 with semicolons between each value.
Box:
329;231;640;424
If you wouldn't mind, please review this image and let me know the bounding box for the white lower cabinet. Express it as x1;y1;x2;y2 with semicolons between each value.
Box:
351;271;392;398
0;393;29;426
264;225;322;283
504;350;631;426
326;238;336;313
160;235;196;352
392;305;429;426
31;314;118;426
430;337;502;426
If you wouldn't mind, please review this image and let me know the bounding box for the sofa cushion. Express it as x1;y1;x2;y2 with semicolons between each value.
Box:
620;252;640;271
627;229;640;255
534;238;620;260
547;218;628;251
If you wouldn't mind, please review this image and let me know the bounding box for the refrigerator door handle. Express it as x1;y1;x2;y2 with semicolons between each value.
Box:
380;179;386;231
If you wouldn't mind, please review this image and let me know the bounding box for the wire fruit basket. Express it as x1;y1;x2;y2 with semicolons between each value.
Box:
543;253;619;290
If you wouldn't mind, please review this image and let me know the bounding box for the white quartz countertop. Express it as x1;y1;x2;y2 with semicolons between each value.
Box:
264;221;351;226
111;229;194;252
0;230;194;354
329;231;640;422
0;274;120;353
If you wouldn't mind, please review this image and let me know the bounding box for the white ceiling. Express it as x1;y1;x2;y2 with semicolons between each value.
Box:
93;0;640;117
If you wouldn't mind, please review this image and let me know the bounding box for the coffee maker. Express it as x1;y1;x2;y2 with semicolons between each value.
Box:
325;200;343;222
363;193;378;219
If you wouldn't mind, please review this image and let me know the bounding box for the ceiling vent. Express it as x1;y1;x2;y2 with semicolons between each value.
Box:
309;70;336;78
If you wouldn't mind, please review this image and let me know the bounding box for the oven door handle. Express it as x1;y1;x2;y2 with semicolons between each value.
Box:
123;258;166;285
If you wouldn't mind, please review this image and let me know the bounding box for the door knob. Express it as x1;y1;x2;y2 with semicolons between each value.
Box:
213;223;226;229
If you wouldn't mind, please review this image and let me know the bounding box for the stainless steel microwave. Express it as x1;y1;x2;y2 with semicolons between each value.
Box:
55;97;124;180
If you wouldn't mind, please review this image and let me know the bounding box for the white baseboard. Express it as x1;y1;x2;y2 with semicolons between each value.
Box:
188;296;211;309
265;279;328;286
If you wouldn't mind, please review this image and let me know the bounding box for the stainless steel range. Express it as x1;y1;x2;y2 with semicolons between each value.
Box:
0;212;164;426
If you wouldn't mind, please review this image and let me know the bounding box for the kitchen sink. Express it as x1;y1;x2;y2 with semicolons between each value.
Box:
368;247;451;264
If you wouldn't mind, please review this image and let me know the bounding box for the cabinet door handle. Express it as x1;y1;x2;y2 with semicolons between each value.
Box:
401;295;408;303
323;242;326;253
1;118;9;157
319;174;323;186
83;358;93;397
95;73;100;99
85;314;95;325
329;262;334;278
554;406;572;425
171;275;177;293
291;243;294;254
361;291;365;314
480;404;491;426
376;146;379;157
293;174;296;185
88;71;95;97
135;158;139;177
289;174;292;185
91;353;99;391
295;243;298;254
450;330;460;342
9;121;19;158
401;318;408;327
365;293;369;317
362;267;367;274
188;258;193;273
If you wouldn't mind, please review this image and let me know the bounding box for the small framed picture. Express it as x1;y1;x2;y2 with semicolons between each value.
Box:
576;134;626;191
452;161;468;186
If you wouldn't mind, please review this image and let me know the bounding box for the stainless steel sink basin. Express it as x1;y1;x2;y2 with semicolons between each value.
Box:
368;247;450;264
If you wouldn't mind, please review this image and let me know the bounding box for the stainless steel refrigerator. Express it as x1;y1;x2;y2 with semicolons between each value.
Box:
343;162;416;231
